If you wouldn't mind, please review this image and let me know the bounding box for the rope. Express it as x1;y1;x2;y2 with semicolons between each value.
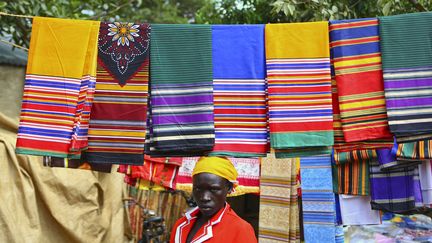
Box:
0;11;34;18
0;38;29;51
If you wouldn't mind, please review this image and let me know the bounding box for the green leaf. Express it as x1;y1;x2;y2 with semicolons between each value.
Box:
383;1;392;15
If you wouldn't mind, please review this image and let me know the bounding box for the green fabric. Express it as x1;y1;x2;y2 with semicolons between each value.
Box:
208;151;265;157
270;132;334;149
15;148;81;159
150;24;213;83
379;12;432;69
275;147;332;158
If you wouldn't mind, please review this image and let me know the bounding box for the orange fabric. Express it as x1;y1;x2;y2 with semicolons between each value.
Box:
170;204;256;243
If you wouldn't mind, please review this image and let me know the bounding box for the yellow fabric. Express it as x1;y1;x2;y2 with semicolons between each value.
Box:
265;22;330;59
27;17;100;78
192;157;238;184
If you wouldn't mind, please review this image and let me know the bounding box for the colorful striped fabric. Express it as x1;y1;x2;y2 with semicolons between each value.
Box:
266;22;334;157
331;49;393;153
176;157;260;197
380;12;432;139
300;156;339;243
85;22;150;165
209;25;267;157
16;17;99;158
147;24;214;156
330;18;392;142
332;150;372;195
397;139;432;160
369;160;422;212
258;154;300;242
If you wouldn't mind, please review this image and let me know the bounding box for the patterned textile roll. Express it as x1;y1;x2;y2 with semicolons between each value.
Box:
397;139;432;160
16;17;99;158
300;156;340;243
176;157;260;197
332;150;372;196
329;18;392;142
369;160;423;212
266;22;334;157
85;22;150;165
209;25;268;157
147;24;214;156
380;12;432;139
258;154;300;242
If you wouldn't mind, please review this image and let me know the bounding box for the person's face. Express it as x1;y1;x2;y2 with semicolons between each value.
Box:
192;172;230;218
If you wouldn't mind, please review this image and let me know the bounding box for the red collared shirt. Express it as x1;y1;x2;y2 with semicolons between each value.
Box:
170;203;257;243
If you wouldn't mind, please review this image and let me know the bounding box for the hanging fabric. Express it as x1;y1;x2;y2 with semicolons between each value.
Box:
300;156;340;243
176;157;260;196
209;25;268;157
258;154;300;242
85;22;150;165
419;160;432;207
16;17;99;158
147;24;215;156
265;22;334;158
43;156;112;173
380;12;432;141
338;195;381;225
329;18;392;142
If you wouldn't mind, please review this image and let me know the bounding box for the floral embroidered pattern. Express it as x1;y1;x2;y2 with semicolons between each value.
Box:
98;22;150;86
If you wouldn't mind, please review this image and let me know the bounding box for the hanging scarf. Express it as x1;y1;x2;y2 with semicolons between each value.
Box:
16;17;99;158
209;25;268;157
380;12;432;141
85;22;150;165
147;24;215;156
266;22;334;158
329;18;392;142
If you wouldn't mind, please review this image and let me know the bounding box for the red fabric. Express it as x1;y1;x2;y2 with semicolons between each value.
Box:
170;204;257;243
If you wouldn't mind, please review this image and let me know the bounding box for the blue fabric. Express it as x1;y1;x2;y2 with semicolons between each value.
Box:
212;25;265;79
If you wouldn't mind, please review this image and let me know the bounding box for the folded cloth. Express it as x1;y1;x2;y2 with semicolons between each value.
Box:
369;160;423;212
85;22;150;165
419;160;432;207
209;25;268;157
43;156;112;173
266;22;334;157
258;154;300;242
330;18;392;142
300;156;339;243
176;157;260;197
377;139;422;170
379;12;432;140
332;150;373;196
147;24;214;156
16;17;99;158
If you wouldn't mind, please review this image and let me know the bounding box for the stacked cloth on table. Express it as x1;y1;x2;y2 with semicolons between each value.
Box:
209;25;268;157
380;12;432;143
329;18;392;142
266;22;334;158
16;17;99;158
85;22;150;165
258;154;300;242
176;157;260;196
146;24;215;157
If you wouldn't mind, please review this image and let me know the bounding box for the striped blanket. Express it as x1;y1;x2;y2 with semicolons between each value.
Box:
332;150;373;195
380;12;432;139
85;22;150;165
330;18;392;142
16;17;99;158
258;155;299;242
266;22;334;157
176;157;260;197
300;156;340;243
209;25;268;157
369;160;423;212
147;24;215;156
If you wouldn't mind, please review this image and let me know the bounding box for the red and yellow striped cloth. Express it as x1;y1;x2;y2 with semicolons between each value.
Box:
330;18;392;142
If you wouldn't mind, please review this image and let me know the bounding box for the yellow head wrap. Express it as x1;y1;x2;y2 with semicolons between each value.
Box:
192;157;238;185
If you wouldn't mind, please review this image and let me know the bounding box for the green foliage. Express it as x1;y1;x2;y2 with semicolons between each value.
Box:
0;0;430;48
